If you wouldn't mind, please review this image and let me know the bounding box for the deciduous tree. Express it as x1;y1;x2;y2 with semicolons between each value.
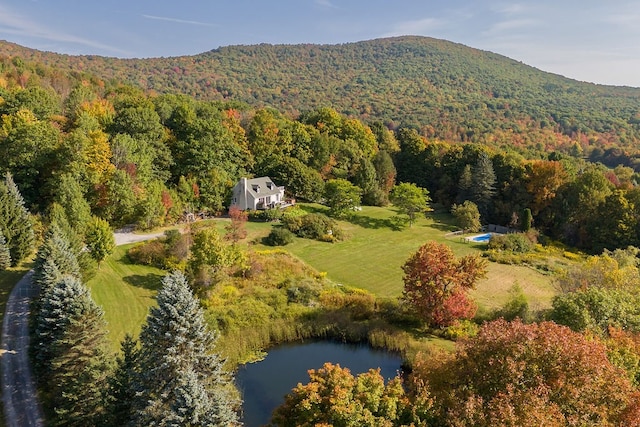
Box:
412;319;640;426
324;178;362;218
402;241;486;327
85;216;115;266
390;182;431;227
451;200;481;233
225;205;248;243
270;362;426;427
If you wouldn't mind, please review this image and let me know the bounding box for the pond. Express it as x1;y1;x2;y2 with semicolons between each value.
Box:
236;341;404;427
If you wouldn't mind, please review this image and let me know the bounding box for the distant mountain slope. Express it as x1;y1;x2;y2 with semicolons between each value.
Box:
2;36;640;145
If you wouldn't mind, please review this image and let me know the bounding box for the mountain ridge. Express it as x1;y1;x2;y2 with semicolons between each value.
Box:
1;36;640;147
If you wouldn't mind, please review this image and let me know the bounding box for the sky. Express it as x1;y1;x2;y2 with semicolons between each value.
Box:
1;0;639;87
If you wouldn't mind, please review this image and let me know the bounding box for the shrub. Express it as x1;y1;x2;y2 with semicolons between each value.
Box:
488;233;533;253
442;319;479;340
264;228;295;246
494;283;530;322
282;213;343;242
285;279;322;305
127;240;166;267
248;208;283;222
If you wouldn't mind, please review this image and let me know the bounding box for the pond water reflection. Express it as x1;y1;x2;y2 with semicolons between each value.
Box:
236;341;403;427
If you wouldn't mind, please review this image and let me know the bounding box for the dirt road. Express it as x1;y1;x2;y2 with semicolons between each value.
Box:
1;271;44;426
1;231;164;426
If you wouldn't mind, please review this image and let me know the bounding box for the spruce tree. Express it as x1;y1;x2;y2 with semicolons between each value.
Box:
133;271;239;426
53;173;92;236
456;164;473;204
0;172;35;265
48;202;97;280
470;152;496;220
107;334;139;426
0;229;11;270
32;225;81;297
34;275;112;426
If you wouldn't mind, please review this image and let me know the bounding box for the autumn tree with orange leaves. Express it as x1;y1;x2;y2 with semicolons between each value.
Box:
402;241;487;328
410;319;640;427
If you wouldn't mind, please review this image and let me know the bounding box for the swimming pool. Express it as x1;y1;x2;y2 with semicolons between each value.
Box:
466;233;492;243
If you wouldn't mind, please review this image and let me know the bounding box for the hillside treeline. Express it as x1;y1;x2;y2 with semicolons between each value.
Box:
0;53;638;253
2;36;640;162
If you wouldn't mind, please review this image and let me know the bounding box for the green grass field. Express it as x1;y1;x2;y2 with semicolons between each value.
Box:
85;205;555;349
86;244;166;352
245;205;556;312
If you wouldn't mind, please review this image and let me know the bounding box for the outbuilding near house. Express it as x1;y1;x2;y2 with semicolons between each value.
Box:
230;177;287;210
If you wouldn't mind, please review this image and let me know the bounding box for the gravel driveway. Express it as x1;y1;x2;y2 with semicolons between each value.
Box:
1;231;164;426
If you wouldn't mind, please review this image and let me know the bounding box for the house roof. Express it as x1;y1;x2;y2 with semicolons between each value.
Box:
243;177;283;198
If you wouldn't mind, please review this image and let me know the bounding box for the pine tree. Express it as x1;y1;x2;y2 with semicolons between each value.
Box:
470;152;496;220
0;229;11;270
0;172;35;265
33;275;112;426
133;271;240;426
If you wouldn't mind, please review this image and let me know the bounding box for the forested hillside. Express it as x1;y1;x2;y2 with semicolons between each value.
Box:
2;36;640;158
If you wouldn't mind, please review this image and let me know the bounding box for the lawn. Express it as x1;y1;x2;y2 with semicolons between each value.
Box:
86;205;556;350
86;244;166;352
245;205;556;312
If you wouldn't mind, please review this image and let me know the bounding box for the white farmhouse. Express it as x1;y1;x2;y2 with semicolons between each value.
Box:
230;177;286;210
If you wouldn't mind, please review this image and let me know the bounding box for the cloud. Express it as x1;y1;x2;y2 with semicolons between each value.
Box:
0;4;130;55
142;14;215;27
381;17;445;38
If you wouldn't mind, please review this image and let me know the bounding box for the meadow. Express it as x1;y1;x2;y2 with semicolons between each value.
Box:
84;204;555;352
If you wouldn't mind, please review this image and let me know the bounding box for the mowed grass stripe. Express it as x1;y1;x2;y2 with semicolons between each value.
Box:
87;244;165;352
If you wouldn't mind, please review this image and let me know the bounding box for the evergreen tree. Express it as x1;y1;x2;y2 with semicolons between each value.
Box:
373;150;397;202
133;271;239;426
0;229;11;270
470;152;496;220
107;334;139;426
32;226;81;297
0;172;35;265
48;202;97;280
522;207;533;232
456;164;473;204
34;275;112;426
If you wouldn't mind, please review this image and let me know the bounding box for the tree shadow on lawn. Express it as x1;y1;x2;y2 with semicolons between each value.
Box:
123;273;164;291
346;213;405;231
